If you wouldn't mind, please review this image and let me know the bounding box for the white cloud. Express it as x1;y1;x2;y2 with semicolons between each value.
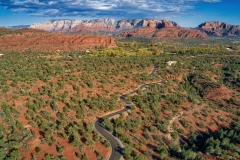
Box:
203;0;221;2
0;0;221;18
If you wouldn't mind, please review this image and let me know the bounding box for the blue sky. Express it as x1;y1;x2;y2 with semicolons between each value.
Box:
0;0;239;27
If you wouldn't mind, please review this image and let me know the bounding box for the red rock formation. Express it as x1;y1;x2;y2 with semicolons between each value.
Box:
68;19;179;34
68;22;115;33
155;28;208;38
118;26;208;39
0;29;117;53
30;19;180;34
147;21;156;28
160;20;174;28
198;21;240;36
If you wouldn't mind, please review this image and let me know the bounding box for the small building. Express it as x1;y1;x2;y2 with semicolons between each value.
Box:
0;54;4;58
166;61;177;66
226;47;233;51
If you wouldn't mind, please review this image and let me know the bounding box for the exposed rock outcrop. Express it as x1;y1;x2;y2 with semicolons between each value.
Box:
0;28;117;53
29;18;208;38
198;21;240;36
118;25;208;39
30;19;180;34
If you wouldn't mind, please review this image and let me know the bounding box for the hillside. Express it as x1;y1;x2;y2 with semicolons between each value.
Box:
0;38;239;159
0;27;14;35
198;21;240;36
0;28;116;52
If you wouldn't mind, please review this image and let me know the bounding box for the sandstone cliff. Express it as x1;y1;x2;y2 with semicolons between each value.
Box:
30;19;180;34
0;28;117;53
118;21;208;39
198;21;240;36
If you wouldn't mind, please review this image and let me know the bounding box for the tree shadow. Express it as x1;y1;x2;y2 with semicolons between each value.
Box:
114;146;124;155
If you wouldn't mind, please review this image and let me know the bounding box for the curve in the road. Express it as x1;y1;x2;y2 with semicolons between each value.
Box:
94;65;165;160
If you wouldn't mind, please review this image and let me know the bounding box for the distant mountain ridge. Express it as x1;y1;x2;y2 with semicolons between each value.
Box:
198;21;240;36
7;25;30;29
29;18;209;38
29;18;180;34
5;20;240;37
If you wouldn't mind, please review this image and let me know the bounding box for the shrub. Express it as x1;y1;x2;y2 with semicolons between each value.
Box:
35;147;41;153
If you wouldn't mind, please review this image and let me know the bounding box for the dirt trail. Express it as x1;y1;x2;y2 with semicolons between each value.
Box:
165;112;183;140
24;128;41;160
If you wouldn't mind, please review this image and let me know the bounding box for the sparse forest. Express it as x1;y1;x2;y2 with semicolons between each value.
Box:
0;37;239;160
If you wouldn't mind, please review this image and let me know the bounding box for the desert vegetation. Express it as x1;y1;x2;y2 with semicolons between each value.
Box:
104;52;240;159
0;37;239;159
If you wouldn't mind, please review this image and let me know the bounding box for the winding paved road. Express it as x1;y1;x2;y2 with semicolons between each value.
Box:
94;65;163;160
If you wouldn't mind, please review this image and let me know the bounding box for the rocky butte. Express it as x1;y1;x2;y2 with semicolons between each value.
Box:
118;20;208;38
198;21;240;36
